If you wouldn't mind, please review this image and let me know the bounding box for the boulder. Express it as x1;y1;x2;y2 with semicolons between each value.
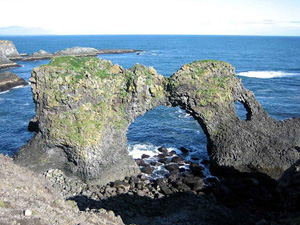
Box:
0;71;27;92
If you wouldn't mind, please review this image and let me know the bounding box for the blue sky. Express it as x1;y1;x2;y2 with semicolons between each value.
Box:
0;0;299;35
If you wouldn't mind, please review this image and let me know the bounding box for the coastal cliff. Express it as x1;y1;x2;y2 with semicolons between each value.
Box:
0;40;21;60
14;57;300;185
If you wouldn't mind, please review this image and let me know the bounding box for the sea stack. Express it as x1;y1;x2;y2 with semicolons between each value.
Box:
0;40;21;60
0;71;27;92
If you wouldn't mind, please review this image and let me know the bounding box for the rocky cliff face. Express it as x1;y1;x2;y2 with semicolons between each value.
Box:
0;40;21;59
14;57;300;184
167;60;300;180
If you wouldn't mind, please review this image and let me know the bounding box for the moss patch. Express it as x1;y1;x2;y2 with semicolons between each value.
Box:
0;200;5;208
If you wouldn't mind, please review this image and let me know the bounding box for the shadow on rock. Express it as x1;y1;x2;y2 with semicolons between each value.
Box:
68;192;252;225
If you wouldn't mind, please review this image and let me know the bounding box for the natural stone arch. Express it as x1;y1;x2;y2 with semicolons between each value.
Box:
14;57;300;185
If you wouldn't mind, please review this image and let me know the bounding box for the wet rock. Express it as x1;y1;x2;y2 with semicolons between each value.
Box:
141;165;154;175
179;147;189;154
165;164;179;173
157;153;167;159
158;146;168;154
171;156;185;163
150;161;157;166
141;154;150;159
135;159;148;167
190;163;205;177
158;158;169;164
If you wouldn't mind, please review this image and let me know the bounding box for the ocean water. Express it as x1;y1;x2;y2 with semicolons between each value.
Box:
0;35;300;163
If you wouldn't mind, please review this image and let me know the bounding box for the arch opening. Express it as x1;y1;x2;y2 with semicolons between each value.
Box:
127;105;210;179
235;101;251;121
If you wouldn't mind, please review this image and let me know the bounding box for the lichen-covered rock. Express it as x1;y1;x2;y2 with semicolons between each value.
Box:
0;71;27;92
168;60;300;180
15;56;168;184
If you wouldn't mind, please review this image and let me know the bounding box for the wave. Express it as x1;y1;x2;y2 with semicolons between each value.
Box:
0;90;9;95
237;71;299;79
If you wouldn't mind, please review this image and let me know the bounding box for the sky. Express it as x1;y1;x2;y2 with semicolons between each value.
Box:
0;0;300;36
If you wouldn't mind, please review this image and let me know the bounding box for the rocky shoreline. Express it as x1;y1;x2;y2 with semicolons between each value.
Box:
0;40;142;69
41;146;296;225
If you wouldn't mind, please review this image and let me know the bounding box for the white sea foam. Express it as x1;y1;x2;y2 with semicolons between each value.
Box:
0;90;9;95
128;144;158;159
237;71;298;79
12;84;27;89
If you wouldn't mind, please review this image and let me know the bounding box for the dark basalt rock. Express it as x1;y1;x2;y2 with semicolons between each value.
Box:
167;60;300;180
0;71;27;92
14;57;300;185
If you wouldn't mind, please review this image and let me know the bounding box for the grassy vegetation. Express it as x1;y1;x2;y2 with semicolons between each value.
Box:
0;200;5;208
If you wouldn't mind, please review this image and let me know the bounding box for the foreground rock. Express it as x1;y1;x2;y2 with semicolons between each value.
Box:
15;58;300;185
23;49;53;61
0;71;27;92
0;154;124;225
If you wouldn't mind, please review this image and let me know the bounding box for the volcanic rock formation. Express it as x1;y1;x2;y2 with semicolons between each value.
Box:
14;57;300;184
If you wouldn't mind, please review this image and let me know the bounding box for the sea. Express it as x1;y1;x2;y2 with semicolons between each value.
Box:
0;35;300;173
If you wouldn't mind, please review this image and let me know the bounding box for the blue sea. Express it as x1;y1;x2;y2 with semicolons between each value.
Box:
0;35;300;165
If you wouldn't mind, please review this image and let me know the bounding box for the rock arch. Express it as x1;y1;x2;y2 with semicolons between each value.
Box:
14;56;300;184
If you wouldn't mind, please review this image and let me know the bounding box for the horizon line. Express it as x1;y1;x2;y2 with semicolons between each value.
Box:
0;34;300;37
